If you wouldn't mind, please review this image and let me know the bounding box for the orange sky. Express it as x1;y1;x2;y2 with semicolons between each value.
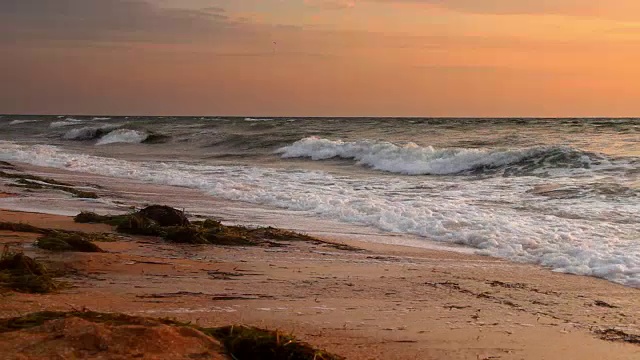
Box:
2;0;640;116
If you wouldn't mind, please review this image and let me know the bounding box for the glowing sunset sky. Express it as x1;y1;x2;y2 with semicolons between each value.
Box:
2;0;640;116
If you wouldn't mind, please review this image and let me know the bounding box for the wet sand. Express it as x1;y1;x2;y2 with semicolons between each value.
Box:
0;163;639;359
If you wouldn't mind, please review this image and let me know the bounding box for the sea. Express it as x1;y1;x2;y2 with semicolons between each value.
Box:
0;116;638;287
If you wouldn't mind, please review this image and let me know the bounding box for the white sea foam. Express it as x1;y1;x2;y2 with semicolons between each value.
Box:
92;117;111;121
244;117;275;122
96;129;148;145
50;121;74;128
9;120;39;125
277;137;597;176
50;119;85;128
0;141;638;287
63;124;121;140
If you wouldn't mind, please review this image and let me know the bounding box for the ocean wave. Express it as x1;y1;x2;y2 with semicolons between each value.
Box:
244;117;275;122
96;129;149;145
204;132;301;151
92;117;111;121
9;120;39;125
277;137;605;176
63;124;121;141
0;141;638;287
50;120;84;128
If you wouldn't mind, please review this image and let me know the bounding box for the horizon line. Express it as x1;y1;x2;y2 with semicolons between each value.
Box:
2;114;639;119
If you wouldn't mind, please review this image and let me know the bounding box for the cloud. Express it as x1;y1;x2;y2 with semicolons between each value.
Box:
304;0;356;10
378;0;600;16
326;0;640;20
0;0;252;44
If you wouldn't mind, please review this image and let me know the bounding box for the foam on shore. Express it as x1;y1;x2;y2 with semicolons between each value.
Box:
0;141;638;287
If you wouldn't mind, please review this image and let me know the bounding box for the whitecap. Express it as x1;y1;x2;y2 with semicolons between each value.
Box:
9;120;39;125
63;124;120;140
96;129;148;145
276;137;599;176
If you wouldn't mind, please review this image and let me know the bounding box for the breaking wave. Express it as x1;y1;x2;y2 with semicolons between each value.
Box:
96;129;149;145
277;137;608;176
63;124;121;141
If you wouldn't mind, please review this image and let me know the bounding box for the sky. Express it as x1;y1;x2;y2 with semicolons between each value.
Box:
2;0;640;117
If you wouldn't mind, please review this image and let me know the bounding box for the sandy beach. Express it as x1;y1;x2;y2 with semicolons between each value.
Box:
1;162;638;360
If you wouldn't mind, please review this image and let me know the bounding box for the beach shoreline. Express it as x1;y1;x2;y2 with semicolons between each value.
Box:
0;161;638;359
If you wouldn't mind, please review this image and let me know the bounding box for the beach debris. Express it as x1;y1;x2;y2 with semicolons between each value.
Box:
36;231;104;253
163;225;214;244
0;170;98;199
0;246;61;293
74;212;129;226
208;325;344;360
487;280;527;289
136;291;207;299
593;300;618;308
0;222;48;234
212;294;274;301
595;328;640;344
208;270;247;280
73;205;350;249
0;221;114;242
116;213;163;236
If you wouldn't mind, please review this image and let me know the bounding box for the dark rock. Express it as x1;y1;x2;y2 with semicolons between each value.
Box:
138;206;189;227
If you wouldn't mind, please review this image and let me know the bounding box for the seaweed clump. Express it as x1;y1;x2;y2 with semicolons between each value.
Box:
116;213;163;236
0;222;47;234
74;212;129;226
0;221;114;242
0;247;59;293
73;205;353;249
595;328;640;344
0;171;98;199
77;206;188;237
162;226;209;244
36;232;104;253
137;205;190;226
208;325;343;360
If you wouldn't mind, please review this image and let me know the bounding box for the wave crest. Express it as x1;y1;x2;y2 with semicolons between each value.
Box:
50;120;84;128
63;125;121;141
277;137;601;176
96;129;149;145
9;120;39;125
